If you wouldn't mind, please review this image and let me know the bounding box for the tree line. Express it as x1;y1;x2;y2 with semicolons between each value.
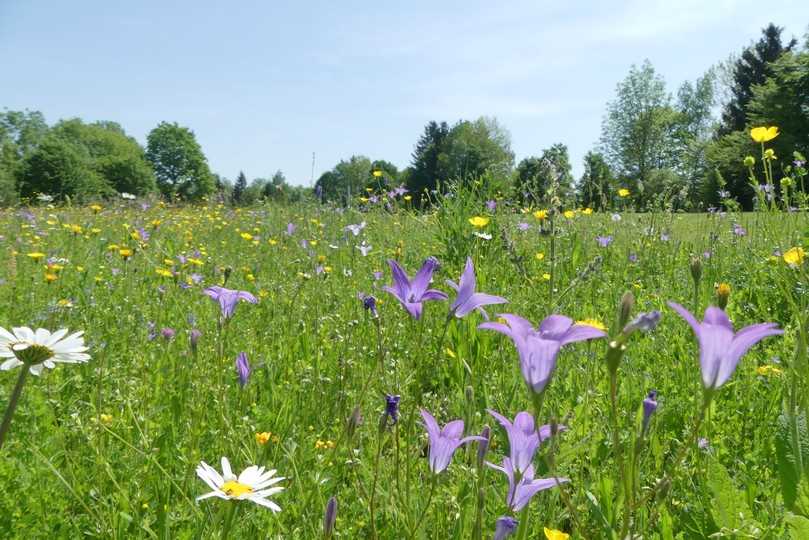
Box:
2;24;807;210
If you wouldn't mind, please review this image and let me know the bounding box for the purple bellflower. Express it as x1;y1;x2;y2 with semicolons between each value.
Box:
383;258;448;320
642;390;658;433
446;257;507;319
203;286;258;319
235;352;251;387
596;235;613;247
668;302;782;390
488;409;565;474
494;516;519;540
479;314;606;394
486;458;569;512
420;409;484;474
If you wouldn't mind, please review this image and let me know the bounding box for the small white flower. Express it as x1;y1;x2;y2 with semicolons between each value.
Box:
611;213;622;222
0;327;90;376
473;232;492;240
120;192;136;200
196;457;285;512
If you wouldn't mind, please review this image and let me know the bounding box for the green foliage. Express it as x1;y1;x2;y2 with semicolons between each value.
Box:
408;118;513;203
718;23;797;135
18;133;111;201
514;143;573;204
315;155;372;205
775;413;809;513
577;151;614;210
51;119;156;196
146;121;214;201
706;457;756;533
232;171;248;205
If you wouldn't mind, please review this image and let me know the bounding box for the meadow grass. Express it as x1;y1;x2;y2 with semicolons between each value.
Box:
0;199;807;539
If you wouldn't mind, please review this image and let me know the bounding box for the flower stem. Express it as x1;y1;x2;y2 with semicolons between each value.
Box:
0;366;29;450
219;501;239;540
407;474;436;540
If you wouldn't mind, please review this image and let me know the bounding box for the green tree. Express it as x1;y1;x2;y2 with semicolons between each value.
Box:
146;122;214;200
408;121;450;199
439;117;514;186
0;109;49;204
314;155;372;205
601;60;676;197
52;119;156;195
232;170;248;204
18;134;110;201
577;151;614;209
514;144;573;203
718;24;796;135
261;170;289;201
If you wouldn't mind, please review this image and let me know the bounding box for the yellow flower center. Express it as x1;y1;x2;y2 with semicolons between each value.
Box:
11;343;55;365
577;319;606;331
221;480;253;497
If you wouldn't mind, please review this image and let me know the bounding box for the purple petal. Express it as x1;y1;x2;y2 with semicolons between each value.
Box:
410;258;438;299
387;260;411;299
539;315;574;336
441;420;465;439
560;324;607;345
454;293;508;318
420;409;440;437
703;306;733;331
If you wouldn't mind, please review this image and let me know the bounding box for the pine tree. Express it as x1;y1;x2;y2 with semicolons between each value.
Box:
233;171;247;205
718;24;796;135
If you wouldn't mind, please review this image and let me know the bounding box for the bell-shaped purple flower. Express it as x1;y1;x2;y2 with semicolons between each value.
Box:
384;394;400;425
479;314;606;394
668;302;782;390
203;286;258;319
493;516;518;540
383;258;448;320
420;409;484;474
642;390;658;433
486;457;568;512
488;410;565;474
446;257;507;319
235;352;251;387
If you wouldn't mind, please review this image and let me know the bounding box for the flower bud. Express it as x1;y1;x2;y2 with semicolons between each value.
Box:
618;291;634;330
346;405;361;442
494;516;519;540
689;256;702;284
476;425;490;469
323;496;337;538
642;390;658;434
715;282;730;310
743;155;755;168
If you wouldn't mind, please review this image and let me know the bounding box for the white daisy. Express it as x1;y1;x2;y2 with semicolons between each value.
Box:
196;457;285;512
0;327;90;376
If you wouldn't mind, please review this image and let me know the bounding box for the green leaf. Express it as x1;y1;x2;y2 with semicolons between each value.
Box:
707;457;750;531
775;413;809;511
785;513;809;540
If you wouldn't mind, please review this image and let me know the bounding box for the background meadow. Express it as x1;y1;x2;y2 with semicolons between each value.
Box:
1;192;807;538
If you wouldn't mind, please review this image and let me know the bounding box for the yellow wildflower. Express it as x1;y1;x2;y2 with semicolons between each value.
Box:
372;170;383;177
784;247;805;267
469;216;490;228
533;209;548;220
756;365;783;376
44;273;58;283
563;210;575;219
750;126;779;143
618;188;630;198
90;204;102;213
582;207;593;215
535;252;545;261
445;348;457;359
156;268;173;278
544;528;570;540
27;252;46;261
542;273;551;281
403;195;412;202
240;232;253;241
119;248;133;259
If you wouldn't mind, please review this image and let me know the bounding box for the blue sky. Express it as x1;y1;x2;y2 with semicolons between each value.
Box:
2;1;807;185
